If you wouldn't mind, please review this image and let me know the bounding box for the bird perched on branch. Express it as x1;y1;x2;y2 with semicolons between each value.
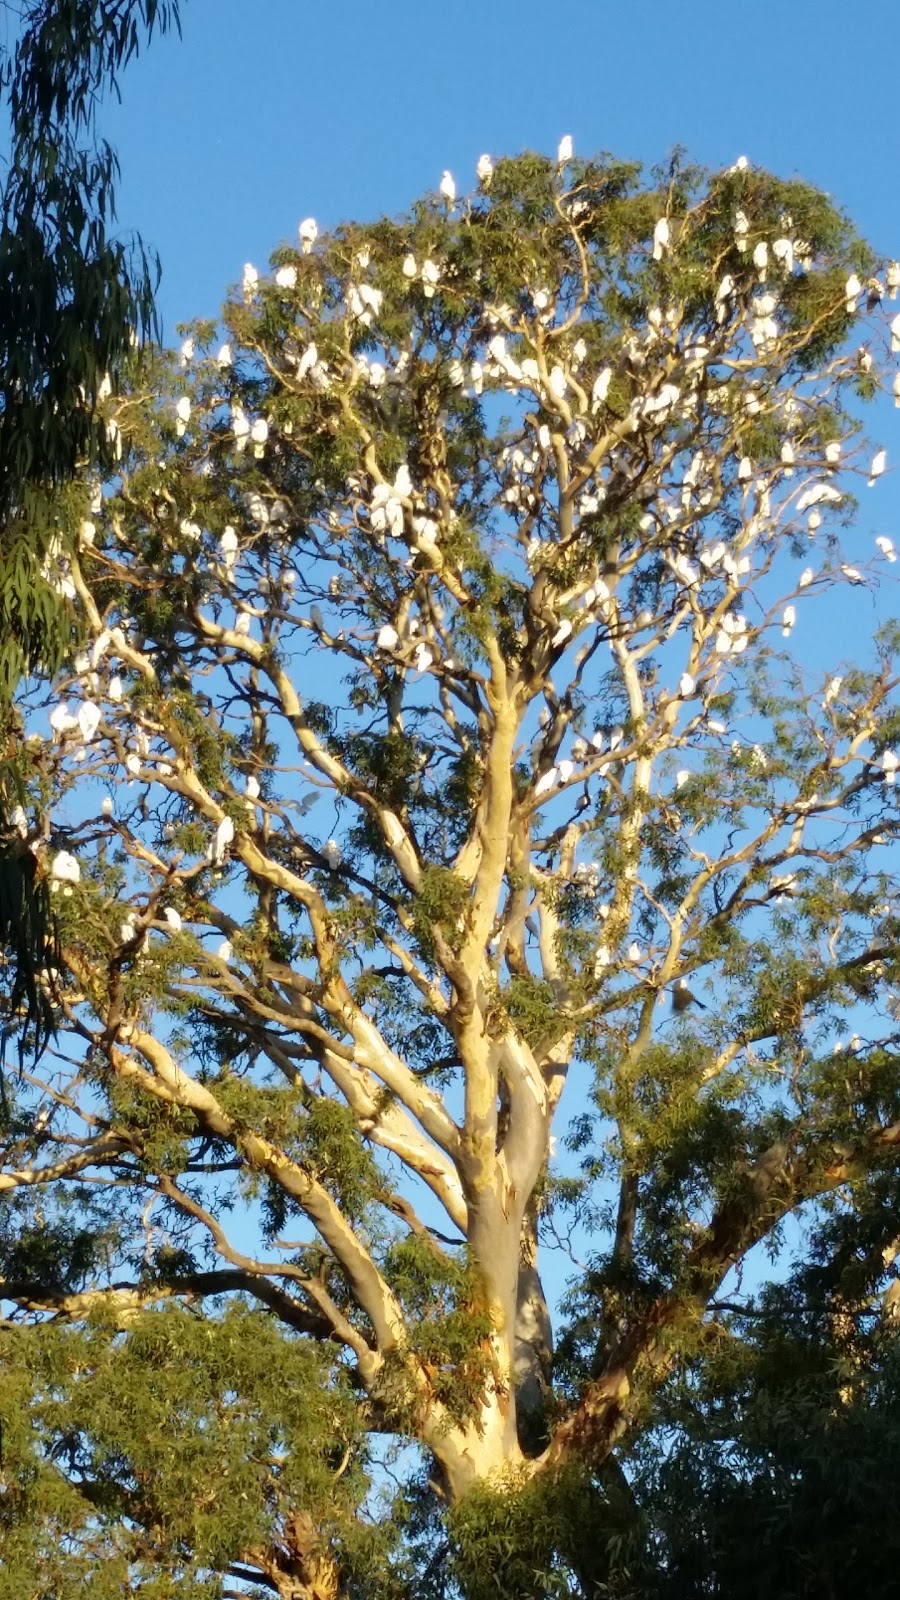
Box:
672;977;706;1013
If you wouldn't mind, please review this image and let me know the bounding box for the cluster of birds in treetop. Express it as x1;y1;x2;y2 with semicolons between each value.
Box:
26;135;900;1022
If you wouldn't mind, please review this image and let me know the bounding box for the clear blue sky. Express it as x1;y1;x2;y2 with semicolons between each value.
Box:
104;0;900;335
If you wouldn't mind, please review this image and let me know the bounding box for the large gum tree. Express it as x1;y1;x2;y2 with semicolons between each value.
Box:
4;148;900;1597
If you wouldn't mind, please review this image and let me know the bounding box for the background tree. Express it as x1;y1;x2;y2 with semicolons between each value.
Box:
0;0;182;1060
3;147;900;1595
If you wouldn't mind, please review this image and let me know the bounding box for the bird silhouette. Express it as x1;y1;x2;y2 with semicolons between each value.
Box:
672;977;706;1013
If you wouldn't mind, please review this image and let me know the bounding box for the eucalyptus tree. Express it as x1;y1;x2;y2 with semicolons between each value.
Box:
4;147;900;1597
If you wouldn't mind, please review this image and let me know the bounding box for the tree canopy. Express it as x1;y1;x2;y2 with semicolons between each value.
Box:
3;146;900;1596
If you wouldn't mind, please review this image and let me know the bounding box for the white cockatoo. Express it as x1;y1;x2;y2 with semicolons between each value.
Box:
476;153;493;186
299;217;318;252
211;816;235;865
51;851;80;885
77;701;102;742
557;134;573;163
321;838;342;869
844;273;862;313
439;170;456;205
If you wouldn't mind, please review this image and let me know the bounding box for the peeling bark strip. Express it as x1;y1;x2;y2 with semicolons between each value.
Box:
4;147;900;1590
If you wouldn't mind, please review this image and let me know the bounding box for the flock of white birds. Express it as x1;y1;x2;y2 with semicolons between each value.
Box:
32;138;900;1009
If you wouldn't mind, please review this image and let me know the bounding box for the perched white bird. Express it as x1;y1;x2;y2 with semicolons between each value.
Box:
242;263;259;298
299;217;318;252
534;767;558;797
77;701;102;742
591;368;612;410
825;441;841;465
799;567;814;588
233;611;251;635
844;273;862;313
175;396;191;425
108;676;124;703
753;240;769;279
101;795;114;817
892;312;900;354
439;170;456;205
782;605;796;637
421;259;440;297
163;908;183;932
51;851;80;885
412;642;434;673
476;153;493;186
402;253;417;279
876;536;896;562
882;749;899;785
841;565;864;584
220;525;239;561
216;342;233;368
377;624;399;653
627;941;642;962
275;265;297;290
179;337;194;364
676;770;690;790
557;134;573;163
652;218;670;262
49;703;79;736
679;672;696;697
217;940;233;962
120;915;138;944
212;816;235;865
245;774;260;800
869;449;887;485
321;838;342;869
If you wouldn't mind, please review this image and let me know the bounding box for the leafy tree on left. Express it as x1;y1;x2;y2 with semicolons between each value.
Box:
0;0;183;1059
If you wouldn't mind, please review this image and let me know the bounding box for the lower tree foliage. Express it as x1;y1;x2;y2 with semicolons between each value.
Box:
3;147;900;1594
